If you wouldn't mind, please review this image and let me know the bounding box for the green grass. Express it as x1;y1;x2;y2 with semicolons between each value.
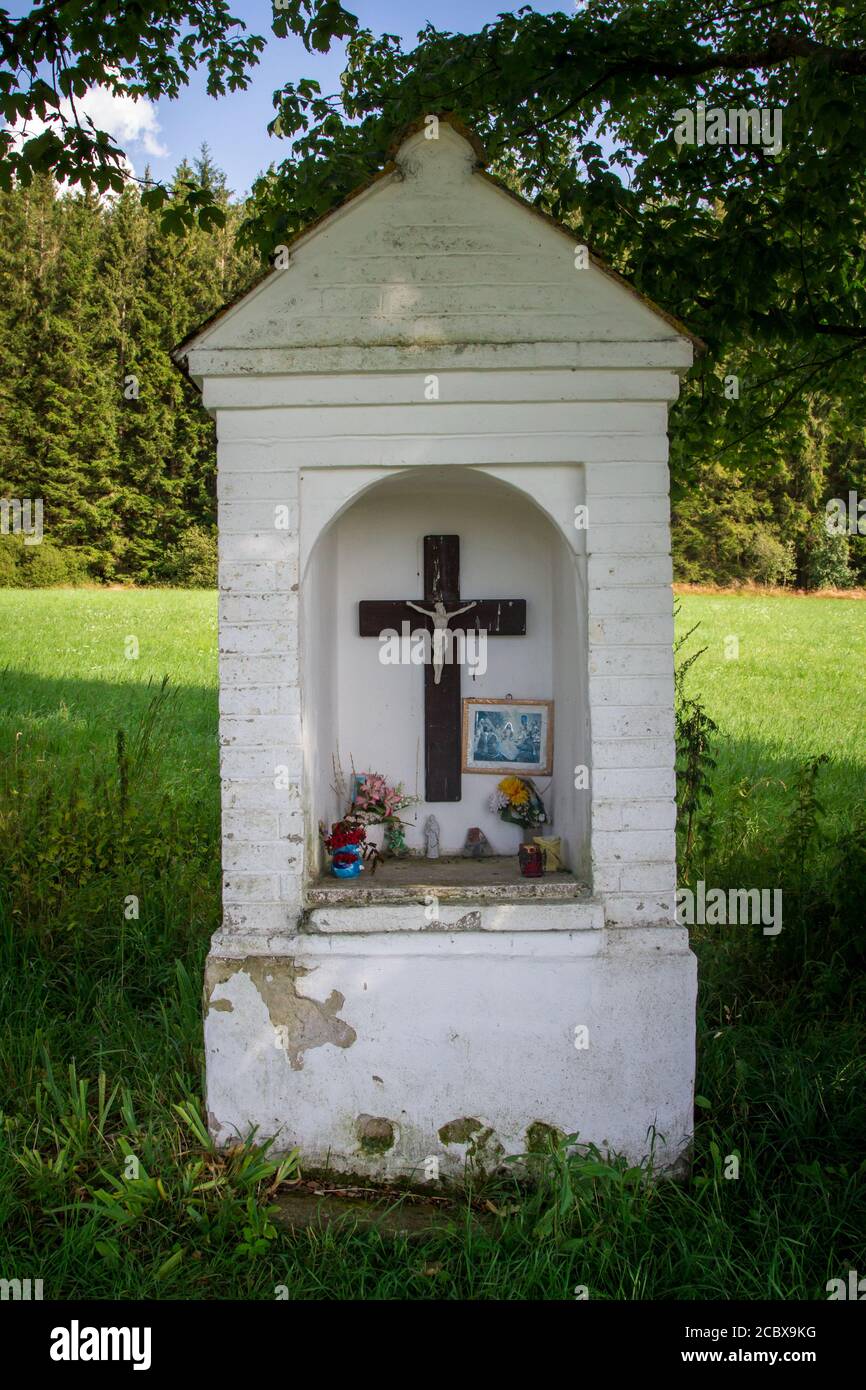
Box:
0;588;217;771
0;588;863;1300
676;591;866;822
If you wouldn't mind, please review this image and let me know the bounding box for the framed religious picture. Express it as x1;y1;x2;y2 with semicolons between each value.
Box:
462;698;554;776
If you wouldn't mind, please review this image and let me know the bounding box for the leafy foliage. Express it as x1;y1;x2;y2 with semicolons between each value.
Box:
243;1;866;529
2;6;866;584
674;612;718;876
0;1;364;230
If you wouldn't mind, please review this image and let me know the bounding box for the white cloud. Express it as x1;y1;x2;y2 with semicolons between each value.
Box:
7;83;167;179
75;86;168;161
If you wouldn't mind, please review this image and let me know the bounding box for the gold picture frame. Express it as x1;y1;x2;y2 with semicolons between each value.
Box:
462;698;554;776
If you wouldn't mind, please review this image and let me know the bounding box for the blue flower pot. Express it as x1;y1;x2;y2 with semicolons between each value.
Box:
331;845;363;878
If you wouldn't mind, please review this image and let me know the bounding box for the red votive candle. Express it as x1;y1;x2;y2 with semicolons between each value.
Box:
518;844;544;877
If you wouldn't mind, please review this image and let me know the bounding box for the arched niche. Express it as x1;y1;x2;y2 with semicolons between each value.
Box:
301;465;590;884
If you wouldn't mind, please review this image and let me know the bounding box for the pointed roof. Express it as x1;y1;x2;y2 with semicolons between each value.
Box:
173;113;702;381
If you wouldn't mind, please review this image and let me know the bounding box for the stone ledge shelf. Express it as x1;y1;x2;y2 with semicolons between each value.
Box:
302;902;604;934
302;858;601;933
306;854;589;903
300;850;594;928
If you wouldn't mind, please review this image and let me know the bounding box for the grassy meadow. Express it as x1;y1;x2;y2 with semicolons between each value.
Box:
676;592;865;819
0;588;863;1300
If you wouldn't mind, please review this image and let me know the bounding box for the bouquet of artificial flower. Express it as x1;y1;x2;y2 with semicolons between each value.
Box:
352;771;419;855
488;775;548;831
323;819;366;854
352;772;415;824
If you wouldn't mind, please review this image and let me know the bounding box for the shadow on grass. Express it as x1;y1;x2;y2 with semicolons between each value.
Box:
0;667;218;776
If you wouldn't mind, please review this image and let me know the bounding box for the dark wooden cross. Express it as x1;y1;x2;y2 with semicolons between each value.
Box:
359;535;526;801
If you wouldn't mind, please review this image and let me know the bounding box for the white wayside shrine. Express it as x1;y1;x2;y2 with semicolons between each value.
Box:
174;116;700;1177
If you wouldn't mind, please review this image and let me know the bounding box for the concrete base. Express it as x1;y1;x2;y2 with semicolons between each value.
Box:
204;921;697;1179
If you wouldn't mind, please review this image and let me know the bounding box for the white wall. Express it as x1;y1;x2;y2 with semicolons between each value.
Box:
215;389;679;930
301;519;338;876
206;925;697;1175
187;124;689;373
305;466;581;858
552;534;589;879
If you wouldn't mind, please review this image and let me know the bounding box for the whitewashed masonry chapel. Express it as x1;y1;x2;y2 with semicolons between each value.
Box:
174;116;699;1177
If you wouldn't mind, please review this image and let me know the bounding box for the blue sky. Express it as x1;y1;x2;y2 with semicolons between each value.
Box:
139;1;564;195
4;2;567;195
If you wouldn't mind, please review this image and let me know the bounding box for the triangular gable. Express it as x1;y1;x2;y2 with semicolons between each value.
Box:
174;115;701;371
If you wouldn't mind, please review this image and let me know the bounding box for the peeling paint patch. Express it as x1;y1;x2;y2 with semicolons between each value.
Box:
207;956;356;1070
443;911;482;931
467;1127;504;1170
525;1121;565;1154
438;1117;504;1171
207;1110;225;1138
210;998;234;1013
356;1114;395;1154
438;1117;483;1145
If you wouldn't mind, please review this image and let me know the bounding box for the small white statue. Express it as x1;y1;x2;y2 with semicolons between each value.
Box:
424;815;441;859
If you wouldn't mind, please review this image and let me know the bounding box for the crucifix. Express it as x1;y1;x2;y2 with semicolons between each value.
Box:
359;535;526;801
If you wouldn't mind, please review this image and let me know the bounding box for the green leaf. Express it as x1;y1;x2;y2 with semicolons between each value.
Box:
157;1247;185;1280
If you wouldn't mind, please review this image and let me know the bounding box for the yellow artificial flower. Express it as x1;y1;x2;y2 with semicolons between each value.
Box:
499;776;524;798
511;788;530;806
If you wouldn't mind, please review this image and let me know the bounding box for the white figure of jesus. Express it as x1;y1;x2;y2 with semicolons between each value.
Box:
499;720;518;760
406;598;478;685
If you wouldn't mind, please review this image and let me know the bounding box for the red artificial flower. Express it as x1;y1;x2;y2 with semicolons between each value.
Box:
323;819;366;853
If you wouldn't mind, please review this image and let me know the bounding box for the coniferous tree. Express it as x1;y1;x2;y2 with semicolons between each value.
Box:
12;184;120;572
0;140;861;590
0;153;258;583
